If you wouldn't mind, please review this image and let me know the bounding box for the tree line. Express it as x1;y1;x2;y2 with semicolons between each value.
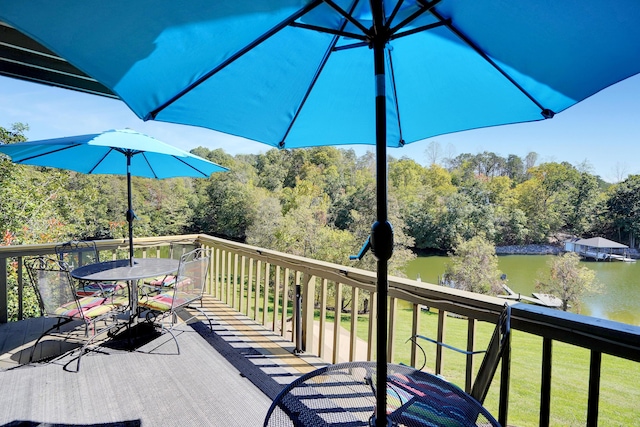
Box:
3;123;640;276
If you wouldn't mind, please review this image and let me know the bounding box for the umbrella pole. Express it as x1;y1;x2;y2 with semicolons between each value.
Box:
371;3;393;426
126;152;135;266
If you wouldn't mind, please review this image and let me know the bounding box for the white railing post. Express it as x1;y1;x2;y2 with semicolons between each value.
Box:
301;273;316;353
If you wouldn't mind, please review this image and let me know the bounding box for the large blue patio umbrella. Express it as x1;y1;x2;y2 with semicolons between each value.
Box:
0;129;227;265
3;2;640;425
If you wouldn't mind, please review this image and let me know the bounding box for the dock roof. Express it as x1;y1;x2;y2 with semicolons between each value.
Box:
574;237;628;249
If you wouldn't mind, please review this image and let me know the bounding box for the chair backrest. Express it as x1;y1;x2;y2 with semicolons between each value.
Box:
55;240;100;269
25;257;78;317
171;248;209;309
470;304;511;404
169;242;198;260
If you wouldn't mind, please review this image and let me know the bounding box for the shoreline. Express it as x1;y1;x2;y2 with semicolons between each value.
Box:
417;243;640;258
495;244;562;256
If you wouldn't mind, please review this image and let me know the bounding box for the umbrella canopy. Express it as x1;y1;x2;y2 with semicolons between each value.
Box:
0;129;227;263
2;2;640;148
3;2;640;425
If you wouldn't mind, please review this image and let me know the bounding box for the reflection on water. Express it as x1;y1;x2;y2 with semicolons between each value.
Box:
404;254;640;326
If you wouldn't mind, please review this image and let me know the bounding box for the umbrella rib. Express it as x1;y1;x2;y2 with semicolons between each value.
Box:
332;41;369;51
278;1;360;147
386;0;407;29
140;152;159;179
289;22;367;41
113;147;143;157
11;143;81;163
87;148;116;174
388;0;442;35
172;155;211;177
147;0;324;121
322;0;372;37
390;20;449;40
386;51;404;146
429;8;554;116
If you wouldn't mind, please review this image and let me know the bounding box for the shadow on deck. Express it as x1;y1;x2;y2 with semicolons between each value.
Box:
0;296;327;426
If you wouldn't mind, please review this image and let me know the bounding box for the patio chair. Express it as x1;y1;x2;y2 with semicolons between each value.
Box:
263;362;501;427
137;248;212;353
139;241;193;294
408;303;511;425
55;240;126;297
24;256;126;371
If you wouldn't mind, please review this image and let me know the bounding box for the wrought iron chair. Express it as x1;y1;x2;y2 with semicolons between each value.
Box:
408;303;512;425
137;248;212;353
263;306;511;426
55;240;126;297
139;241;194;294
25;256;126;371
263;361;501;427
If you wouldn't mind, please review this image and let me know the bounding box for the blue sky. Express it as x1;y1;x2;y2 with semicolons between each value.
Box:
2;73;640;183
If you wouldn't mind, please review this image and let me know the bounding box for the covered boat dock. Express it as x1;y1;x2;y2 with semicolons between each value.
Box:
565;237;635;262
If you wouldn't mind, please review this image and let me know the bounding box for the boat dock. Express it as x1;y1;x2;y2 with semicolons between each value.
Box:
565;237;636;262
498;284;563;308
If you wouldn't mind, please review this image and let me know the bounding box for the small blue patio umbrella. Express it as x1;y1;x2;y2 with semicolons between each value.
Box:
3;2;640;425
0;129;227;265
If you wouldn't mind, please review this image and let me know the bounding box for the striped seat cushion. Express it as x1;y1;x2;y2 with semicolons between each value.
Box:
144;275;177;287
53;296;106;317
139;291;193;312
77;281;127;297
83;302;122;319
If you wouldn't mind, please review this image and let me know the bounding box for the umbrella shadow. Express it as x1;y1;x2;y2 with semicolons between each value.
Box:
100;321;164;352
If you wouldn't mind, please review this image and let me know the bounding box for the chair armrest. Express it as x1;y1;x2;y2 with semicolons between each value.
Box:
407;334;486;371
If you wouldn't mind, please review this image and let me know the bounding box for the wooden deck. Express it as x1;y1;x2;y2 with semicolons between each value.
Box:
0;296;327;426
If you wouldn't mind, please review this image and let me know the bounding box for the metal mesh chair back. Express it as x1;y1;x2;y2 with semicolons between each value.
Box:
172;248;209;310
25;257;78;317
169;241;198;260
55;240;100;269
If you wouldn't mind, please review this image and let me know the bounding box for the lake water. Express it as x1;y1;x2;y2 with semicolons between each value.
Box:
404;254;640;326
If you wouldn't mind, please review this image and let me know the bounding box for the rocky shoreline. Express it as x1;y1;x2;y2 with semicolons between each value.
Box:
496;243;640;259
495;244;563;255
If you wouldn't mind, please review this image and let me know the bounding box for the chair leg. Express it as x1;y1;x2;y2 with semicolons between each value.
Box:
165;327;180;355
60;315;123;372
187;305;214;330
29;317;74;364
144;310;181;355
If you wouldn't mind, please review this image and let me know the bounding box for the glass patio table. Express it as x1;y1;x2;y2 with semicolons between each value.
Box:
264;361;500;426
71;258;179;317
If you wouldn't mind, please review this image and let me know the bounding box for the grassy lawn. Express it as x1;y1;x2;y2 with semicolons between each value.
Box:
235;285;639;426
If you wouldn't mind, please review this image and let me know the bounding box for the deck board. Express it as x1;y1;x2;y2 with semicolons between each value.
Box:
0;296;328;426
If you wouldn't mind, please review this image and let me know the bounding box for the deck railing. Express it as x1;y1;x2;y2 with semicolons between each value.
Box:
2;234;640;426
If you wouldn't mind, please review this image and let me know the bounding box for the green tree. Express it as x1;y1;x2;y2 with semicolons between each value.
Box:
404;187;444;250
245;188;284;250
536;252;601;312
566;171;600;236
443;234;503;295
505;154;527;183
389;157;426;205
606;175;640;247
423;164;456;195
